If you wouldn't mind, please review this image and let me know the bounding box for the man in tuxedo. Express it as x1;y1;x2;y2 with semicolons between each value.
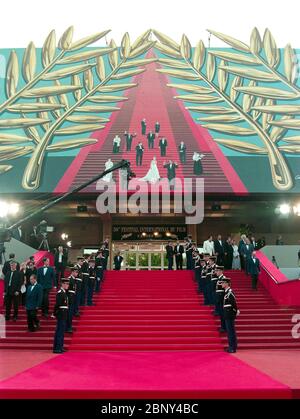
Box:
214;235;225;266
155;121;160;134
248;251;260;290
124;131;136;151
159;137;168;157
25;274;43;332
238;234;247;270
163;160;178;183
135;142;144;166
4;260;22;321
250;236;258;250
114;251;123;270
141;118;147;135
95;250;105;292
165;242;174;270
178;142;186;164
174;240;184;269
240;238;254;275
2;253;20;276
224;237;234;269
147;131;155;149
37;257;55;318
54;246;68;287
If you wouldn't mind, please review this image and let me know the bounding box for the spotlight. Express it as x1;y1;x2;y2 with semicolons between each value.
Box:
279;204;291;215
166;232;171;237
61;233;68;240
142;232;147;237
154;232;159;237
9;203;20;215
0;201;20;218
66;241;72;247
293;204;300;216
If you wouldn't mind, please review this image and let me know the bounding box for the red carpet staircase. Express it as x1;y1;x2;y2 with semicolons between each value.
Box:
69;271;223;351
1;270;299;351
225;270;300;350
0;290;76;350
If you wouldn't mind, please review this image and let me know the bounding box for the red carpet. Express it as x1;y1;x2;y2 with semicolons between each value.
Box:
0;351;292;399
226;271;300;349
69;270;223;351
234;350;300;399
1;269;299;351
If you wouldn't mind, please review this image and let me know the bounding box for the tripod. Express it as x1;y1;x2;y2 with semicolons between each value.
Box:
38;233;50;251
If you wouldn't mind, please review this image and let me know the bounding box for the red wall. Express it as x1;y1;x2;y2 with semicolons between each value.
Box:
257;250;300;307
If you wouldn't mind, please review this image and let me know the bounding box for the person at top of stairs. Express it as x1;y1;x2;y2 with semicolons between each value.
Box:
248;251;261;290
222;278;240;353
141;118;147;135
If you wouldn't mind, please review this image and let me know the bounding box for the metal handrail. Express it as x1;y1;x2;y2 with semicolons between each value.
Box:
260;261;300;285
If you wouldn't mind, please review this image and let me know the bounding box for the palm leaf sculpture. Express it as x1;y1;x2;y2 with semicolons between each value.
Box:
152;28;300;191
0;27;156;190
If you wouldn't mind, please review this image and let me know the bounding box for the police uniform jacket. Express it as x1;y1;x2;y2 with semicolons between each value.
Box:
223;288;238;319
54;289;69;320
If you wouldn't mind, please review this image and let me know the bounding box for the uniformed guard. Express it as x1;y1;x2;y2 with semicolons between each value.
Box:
208;256;217;306
201;253;210;305
192;250;201;292
73;256;84;316
205;256;216;305
80;254;90;306
185;237;193;270
87;258;96;306
214;266;226;332
222;278;240;353
66;267;78;333
53;278;69;354
199;259;206;292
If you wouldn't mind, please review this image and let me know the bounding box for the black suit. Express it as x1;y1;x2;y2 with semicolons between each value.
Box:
248;257;260;289
135;145;144;166
2;259;20;276
214;240;225;266
4;270;22;320
163;163;178;182
159;139;168;157
165;245;174;270
174;244;184;269
224;241;234;269
147;132;155;149
114;255;123;270
125;133;136;151
54;250;68;287
178;144;186;164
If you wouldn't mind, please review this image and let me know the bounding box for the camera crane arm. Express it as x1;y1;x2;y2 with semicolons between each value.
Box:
1;159;133;240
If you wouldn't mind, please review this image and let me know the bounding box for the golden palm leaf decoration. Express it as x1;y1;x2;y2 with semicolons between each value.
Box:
152;28;300;191
0;27;156;190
